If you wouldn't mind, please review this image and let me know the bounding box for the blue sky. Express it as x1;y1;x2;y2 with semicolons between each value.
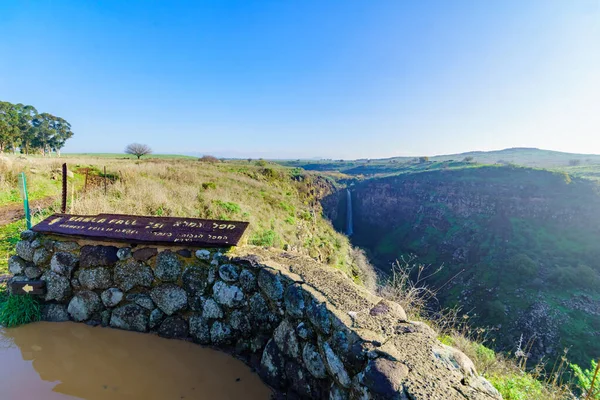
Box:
1;0;598;159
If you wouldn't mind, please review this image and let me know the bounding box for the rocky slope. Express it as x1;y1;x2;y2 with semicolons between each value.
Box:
323;165;600;366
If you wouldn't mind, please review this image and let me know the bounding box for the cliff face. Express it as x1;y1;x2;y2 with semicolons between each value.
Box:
323;166;600;366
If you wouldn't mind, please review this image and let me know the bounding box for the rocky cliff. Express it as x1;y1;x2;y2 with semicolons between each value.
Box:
323;166;600;366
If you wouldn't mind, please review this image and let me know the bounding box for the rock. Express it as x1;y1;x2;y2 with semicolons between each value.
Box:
202;298;224;319
260;339;286;389
189;315;211;344
307;301;331;335
230;310;251;336
155;251;182;282
195;249;211;260
176;249;192;258
330;384;349;400
219;264;240;282
150;284;188;315
54;241;79;251
322;341;351;388
286;361;324;399
159;316;189;339
181;266;208;296
41;304;69;322
101;288;124;307
433;344;477;377
33;247;51;266
285;283;305;318
126;293;155;310
30;239;42;249
80;245;119;267
114;260;154;291
67;291;102;322
132;247;157;261
149;308;165;329
369;300;408;322
50;252;79;277
79;267;112;290
207;266;218;284
239;269;257;292
356;358;409;399
8;256;26;275
213;281;244;308
273;319;300;358
248;293;272;323
297;322;315;340
71;278;81;291
210;321;233;344
16;240;35;262
303;343;328;379
116;247;132;260
20;230;36;241
41;271;72;302
110;304;148;332
258;269;284;301
101;310;111;327
24;265;42;279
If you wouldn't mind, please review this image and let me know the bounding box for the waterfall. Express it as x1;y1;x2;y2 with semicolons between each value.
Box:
345;189;353;236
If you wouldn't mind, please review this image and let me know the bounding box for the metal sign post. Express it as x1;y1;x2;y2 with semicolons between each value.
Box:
18;172;32;229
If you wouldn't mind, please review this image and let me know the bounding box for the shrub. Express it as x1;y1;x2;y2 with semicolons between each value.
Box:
571;360;600;399
568;159;582;166
509;254;538;278
255;159;268;167
199;155;220;163
214;200;241;214
419;156;429;163
463;156;475;162
0;287;41;327
487;372;545;400
249;229;278;247
202;182;216;190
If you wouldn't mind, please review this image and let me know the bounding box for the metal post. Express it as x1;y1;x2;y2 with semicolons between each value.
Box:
18;172;31;229
104;166;107;195
61;163;67;213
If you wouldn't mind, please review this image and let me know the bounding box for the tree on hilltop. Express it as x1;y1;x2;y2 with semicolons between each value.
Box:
125;143;153;159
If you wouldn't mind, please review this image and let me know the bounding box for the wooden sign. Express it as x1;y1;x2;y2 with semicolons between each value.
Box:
32;213;249;247
10;280;46;296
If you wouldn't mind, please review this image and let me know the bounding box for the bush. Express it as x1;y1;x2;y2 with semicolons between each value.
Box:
487;372;545;400
199;155;220;163
509;254;538;278
463;156;475;163
571;360;600;399
249;229;278;247
202;182;216;190
0;287;41;327
255;159;268;167
568;159;582;166
214;200;241;214
419;156;429;163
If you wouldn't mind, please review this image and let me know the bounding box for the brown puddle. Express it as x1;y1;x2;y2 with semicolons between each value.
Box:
0;322;272;400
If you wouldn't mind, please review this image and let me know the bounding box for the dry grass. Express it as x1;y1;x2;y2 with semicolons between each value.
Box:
379;256;575;400
0;155;375;283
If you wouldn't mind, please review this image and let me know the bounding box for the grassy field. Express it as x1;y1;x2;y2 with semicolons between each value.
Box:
0;155;372;286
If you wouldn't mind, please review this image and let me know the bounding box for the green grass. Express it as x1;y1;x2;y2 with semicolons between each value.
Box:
0;220;25;274
0;285;41;327
62;153;197;159
487;373;545;400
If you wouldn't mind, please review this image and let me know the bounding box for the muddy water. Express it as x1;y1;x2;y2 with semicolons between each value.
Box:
0;322;272;400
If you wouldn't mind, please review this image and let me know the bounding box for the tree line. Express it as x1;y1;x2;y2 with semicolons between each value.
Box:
0;100;74;156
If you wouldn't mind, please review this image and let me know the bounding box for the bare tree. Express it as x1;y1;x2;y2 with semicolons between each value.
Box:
125;143;152;159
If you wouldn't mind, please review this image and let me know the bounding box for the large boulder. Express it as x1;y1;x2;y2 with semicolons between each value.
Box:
101;288;124;308
155;251;182;282
189;315;211;344
273;319;300;358
114;260;154;291
41;271;72;302
33;247;52;266
218;264;240;282
110;303;149;332
50;252;79;277
41;304;70;322
150;284;188;315
181;266;209;296
8;256;26;275
158;316;189;339
303;343;327;379
212;281;244;308
79;245;118;268
67;291;102;322
78;267;112;290
210;321;233;345
258;268;284;301
354;358;409;399
16;241;35;262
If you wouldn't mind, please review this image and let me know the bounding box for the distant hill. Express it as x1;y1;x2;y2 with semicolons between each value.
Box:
278;148;600;177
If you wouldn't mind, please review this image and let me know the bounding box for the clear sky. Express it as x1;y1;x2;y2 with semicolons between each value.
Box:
1;1;599;159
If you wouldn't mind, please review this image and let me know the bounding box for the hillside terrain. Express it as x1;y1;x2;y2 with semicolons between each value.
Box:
324;164;600;367
279;148;600;180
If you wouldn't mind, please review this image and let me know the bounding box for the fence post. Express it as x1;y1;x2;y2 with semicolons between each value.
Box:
18;172;31;229
61;163;67;213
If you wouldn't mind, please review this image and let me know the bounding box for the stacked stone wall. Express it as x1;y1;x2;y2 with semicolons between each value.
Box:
8;231;501;400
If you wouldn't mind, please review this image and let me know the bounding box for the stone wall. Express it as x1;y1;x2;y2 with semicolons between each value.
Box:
8;231;501;400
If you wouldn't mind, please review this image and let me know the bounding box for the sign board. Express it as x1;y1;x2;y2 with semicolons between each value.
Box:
10;280;45;296
32;213;249;247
